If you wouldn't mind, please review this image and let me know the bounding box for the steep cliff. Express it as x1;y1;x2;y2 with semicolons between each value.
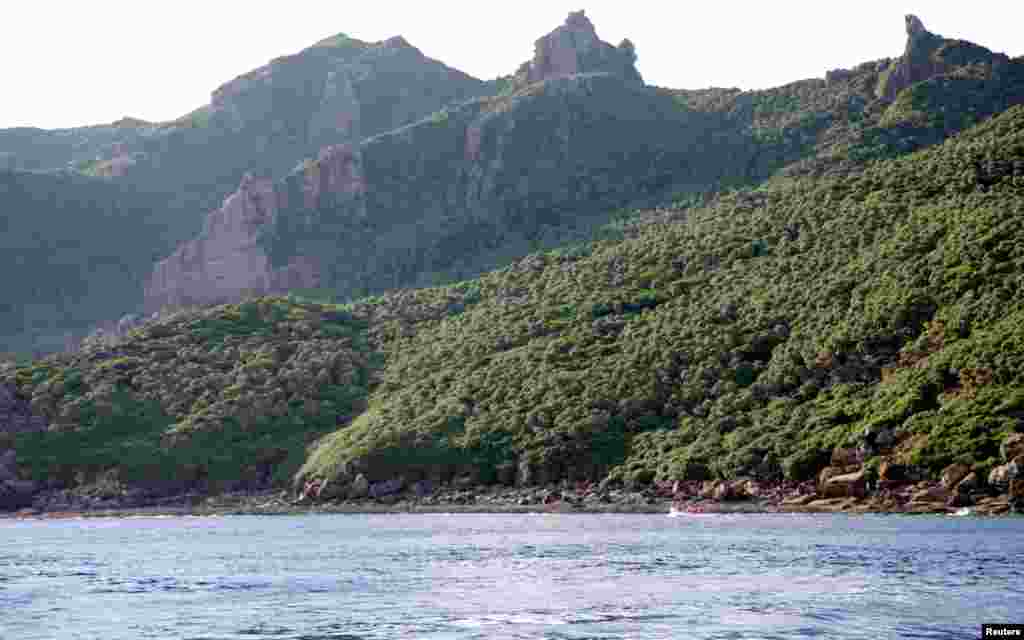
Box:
1;31;490;352
875;15;1012;101
146;13;1024;313
145;14;747;311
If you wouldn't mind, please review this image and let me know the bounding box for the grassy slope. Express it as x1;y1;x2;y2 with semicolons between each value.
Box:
298;105;1024;489
1;298;386;491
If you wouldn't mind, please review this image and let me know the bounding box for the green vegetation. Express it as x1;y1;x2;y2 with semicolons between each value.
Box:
312;33;360;49
5;16;1024;502
297;105;1024;490
2;297;382;491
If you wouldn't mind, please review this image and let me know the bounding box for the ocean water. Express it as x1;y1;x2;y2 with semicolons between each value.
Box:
1;512;1021;639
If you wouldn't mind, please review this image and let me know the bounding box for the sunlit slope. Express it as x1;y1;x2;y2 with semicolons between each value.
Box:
299;106;1024;490
4;107;1022;497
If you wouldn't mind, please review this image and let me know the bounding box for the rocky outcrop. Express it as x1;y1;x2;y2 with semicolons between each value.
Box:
145;139;379;310
145;172;315;310
876;14;1011;100
147;41;741;312
821;469;867;499
940;462;971;490
1002;433;1024;462
515;10;642;88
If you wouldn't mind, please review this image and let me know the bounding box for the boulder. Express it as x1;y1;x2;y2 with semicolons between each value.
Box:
0;449;16;477
0;480;37;512
831;447;861;468
874;428;896;449
988;464;1012;490
518;458;553;487
822;469;867;499
911;485;950;504
781;494;817;507
316;480;347;500
955;472;980;496
805;497;858;512
1002;433;1024;462
741;479;765;498
878;460;916;487
1009;456;1023;481
368;477;404;499
495;463;517;487
947;488;974;508
818;465;861;492
712;481;748;502
940;463;971;490
411;479;433;498
348;473;370;499
699;480;718;499
1009;479;1024;513
950;471;983;505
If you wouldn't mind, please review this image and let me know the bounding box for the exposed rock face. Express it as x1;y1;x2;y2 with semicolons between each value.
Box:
3;31;491;352
821;469;867;499
876;14;1010;100
1002;433;1024;462
518;10;642;88
146;63;742;312
145;166;327;310
940;462;971;490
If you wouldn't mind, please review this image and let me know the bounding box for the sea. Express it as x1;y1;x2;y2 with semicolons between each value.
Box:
1;512;1022;639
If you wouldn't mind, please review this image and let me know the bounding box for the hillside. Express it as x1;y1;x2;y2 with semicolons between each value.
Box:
293;105;1024;497
145;14;1024;314
0;31;489;353
3;104;1023;514
0;170;171;354
2;13;1024;515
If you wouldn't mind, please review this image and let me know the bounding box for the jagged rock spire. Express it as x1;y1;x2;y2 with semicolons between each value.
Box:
905;14;928;39
517;10;643;88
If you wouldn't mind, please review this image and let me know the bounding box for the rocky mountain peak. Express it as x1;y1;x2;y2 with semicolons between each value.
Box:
381;35;413;51
876;13;1002;100
518;10;643;88
905;14;929;39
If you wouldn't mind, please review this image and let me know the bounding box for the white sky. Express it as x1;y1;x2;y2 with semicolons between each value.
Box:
2;1;1021;129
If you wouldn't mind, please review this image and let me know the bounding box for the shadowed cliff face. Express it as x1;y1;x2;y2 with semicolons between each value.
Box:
143;12;1024;314
140;11;698;311
144;70;748;311
1;33;488;250
1;32;490;351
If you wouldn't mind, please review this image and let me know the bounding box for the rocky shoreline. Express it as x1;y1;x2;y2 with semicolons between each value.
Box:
3;475;1021;520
